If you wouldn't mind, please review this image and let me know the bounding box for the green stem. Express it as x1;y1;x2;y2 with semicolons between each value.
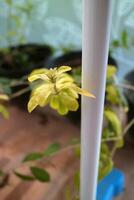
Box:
111;118;134;158
10;87;31;99
116;83;134;91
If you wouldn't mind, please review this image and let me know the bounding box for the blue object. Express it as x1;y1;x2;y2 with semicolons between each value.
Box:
97;168;125;200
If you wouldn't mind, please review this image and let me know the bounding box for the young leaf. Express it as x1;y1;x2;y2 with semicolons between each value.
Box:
44;143;61;157
99;154;113;181
104;110;122;135
14;171;35;181
23;152;43;162
30;167;50;182
107;66;117;79
0;104;9;119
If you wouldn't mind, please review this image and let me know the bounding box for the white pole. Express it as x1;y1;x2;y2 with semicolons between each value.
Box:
81;1;112;200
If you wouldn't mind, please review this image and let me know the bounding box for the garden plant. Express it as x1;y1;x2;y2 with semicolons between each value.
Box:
0;64;133;200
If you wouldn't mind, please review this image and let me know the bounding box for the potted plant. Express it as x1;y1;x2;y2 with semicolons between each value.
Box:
0;66;131;200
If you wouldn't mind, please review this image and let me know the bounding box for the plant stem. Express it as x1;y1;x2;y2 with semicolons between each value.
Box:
122;118;134;136
10;87;31;99
116;83;134;91
102;136;122;142
111;118;134;157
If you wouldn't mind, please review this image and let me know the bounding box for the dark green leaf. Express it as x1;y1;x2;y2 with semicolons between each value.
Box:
111;40;120;48
14;171;35;181
44;143;61;157
30;167;50;182
23;152;43;162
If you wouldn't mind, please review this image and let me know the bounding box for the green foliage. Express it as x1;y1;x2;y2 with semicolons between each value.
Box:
111;40;120;48
0;64;127;199
121;30;128;48
23;152;43;162
14;167;50;183
0;93;9;119
0;104;9;119
106;66;117;79
110;30;129;53
30;166;50;182
0;78;12;95
106;66;126;106
104;110;122;136
99;143;113;181
28;66;94;115
44;143;61;157
14;171;35;181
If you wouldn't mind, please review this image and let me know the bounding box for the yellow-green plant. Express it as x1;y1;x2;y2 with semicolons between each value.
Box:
0;94;9;119
28;66;95;115
0;65;131;199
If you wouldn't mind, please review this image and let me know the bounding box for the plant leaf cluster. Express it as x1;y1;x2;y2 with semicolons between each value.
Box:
28;66;95;115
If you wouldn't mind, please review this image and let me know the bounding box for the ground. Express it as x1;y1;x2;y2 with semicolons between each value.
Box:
0;105;133;200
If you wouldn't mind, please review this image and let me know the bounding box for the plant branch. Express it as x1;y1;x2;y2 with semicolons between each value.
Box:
10;87;31;99
116;83;134;91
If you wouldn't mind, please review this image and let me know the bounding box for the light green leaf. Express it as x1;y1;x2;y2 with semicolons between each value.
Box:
57;66;72;74
44;143;61;157
104;110;122;135
27;97;38;113
106;85;120;104
116;138;124;148
99;153;113;181
50;95;59;110
107;66;117;79
0;104;9;119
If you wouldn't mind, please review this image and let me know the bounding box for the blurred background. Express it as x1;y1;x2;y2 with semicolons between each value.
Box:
0;0;134;200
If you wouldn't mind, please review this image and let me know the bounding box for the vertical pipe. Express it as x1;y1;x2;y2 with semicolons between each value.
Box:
81;0;112;200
